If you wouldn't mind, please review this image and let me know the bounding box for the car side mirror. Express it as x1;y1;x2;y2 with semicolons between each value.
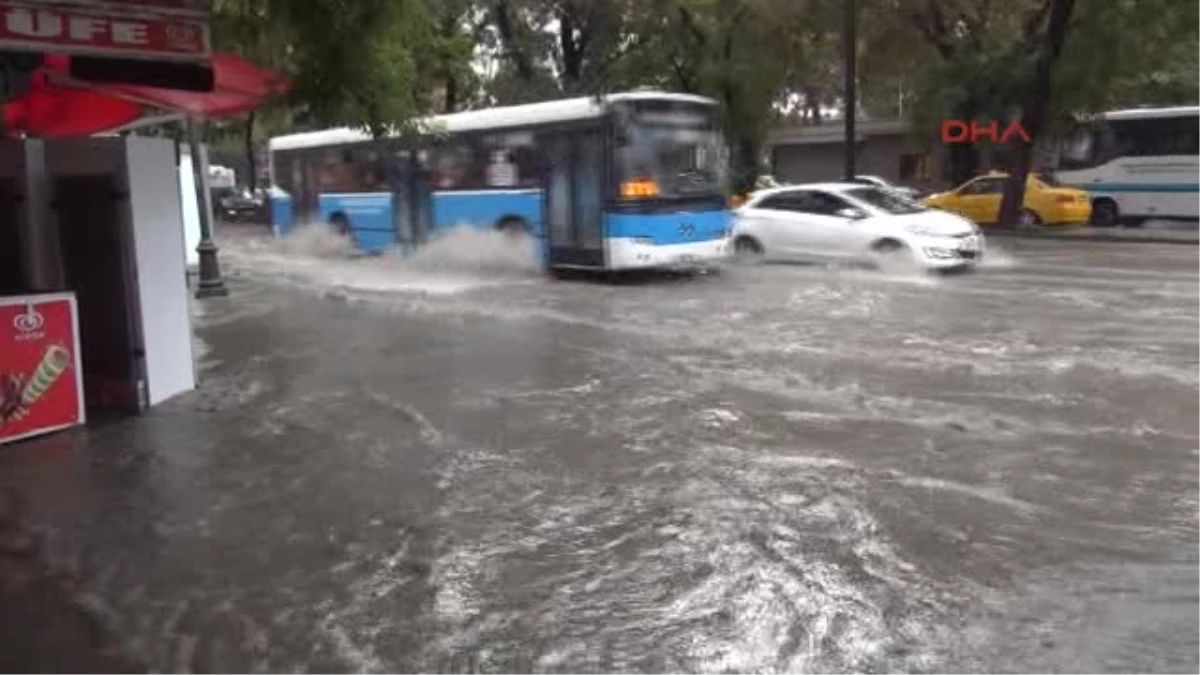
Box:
836;207;865;220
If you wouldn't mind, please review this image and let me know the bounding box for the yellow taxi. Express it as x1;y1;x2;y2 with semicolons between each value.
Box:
922;171;1092;226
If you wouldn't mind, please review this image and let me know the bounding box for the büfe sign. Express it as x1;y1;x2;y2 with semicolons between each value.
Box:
0;0;212;61
0;293;86;445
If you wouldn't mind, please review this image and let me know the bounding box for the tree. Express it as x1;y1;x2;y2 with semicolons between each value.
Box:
268;0;441;136
614;0;812;191
997;0;1077;226
991;0;1198;225
886;0;1035;185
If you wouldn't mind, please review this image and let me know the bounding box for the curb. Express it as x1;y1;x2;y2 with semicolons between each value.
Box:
982;229;1199;246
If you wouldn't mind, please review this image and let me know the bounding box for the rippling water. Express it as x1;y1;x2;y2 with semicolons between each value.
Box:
2;229;1195;672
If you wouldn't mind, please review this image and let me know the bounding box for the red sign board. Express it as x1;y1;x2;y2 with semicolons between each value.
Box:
0;293;86;445
0;0;211;61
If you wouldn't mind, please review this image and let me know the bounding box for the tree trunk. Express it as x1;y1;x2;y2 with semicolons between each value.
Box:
443;74;458;113
493;0;534;81
998;0;1077;227
243;111;257;193
557;8;583;90
945;130;979;186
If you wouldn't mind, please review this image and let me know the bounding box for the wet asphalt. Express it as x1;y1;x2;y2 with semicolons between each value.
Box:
1;229;1197;673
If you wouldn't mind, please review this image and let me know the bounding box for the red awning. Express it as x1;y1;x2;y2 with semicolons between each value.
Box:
4;68;144;137
78;52;289;117
3;52;289;137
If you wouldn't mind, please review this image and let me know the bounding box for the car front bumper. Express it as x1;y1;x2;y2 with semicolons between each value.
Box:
912;233;985;268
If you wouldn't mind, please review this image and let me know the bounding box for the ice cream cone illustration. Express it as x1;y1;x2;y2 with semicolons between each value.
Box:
4;344;71;423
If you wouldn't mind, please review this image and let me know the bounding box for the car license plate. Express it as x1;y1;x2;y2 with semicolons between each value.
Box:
676;254;698;264
959;237;979;252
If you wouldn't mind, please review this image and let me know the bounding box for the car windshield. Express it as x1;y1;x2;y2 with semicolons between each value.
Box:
844;186;925;214
1034;173;1063;187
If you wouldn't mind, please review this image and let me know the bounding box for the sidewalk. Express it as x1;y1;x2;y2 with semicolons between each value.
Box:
984;223;1199;245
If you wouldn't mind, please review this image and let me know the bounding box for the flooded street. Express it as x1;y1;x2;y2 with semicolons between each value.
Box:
2;228;1197;672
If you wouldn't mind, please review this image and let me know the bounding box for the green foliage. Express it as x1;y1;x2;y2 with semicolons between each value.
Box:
206;0;1197;189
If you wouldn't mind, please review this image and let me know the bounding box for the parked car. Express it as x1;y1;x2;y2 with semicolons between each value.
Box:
731;183;984;271
216;187;265;222
922;171;1092;226
849;175;922;201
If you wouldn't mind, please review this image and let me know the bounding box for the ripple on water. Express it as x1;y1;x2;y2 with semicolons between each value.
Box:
324;437;954;673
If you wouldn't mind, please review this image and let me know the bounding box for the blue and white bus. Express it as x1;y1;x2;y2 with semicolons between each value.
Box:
267;91;732;271
1050;106;1199;226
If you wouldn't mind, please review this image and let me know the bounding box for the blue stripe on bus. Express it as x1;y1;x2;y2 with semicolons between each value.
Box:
270;193;293;237
319;193;395;253
1074;182;1200;193
605;209;730;245
431;190;543;235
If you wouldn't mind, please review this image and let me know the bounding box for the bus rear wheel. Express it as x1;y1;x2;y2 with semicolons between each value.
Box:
1091;199;1119;228
733;236;763;262
497;217;529;238
329;213;351;236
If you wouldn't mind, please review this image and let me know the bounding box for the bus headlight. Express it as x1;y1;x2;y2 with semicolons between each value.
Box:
620;179;660;198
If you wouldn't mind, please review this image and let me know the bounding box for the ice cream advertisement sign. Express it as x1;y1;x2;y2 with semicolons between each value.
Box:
1;293;86;445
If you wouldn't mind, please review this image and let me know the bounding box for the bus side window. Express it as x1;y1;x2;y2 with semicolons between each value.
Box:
432;140;483;190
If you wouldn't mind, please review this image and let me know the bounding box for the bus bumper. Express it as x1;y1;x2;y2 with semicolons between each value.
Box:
606;236;731;270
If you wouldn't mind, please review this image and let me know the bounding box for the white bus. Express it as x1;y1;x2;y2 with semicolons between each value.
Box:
1051;105;1198;226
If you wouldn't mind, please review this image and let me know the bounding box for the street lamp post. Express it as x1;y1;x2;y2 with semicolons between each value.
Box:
187;117;228;298
842;0;858;181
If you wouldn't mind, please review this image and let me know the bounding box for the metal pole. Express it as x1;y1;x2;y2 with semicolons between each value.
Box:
188;117;228;298
842;0;857;180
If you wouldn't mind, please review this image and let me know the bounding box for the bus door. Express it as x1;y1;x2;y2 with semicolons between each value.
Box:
387;148;415;248
411;148;434;246
544;129;606;268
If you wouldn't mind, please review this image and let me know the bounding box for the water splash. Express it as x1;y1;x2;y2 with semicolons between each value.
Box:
220;224;542;297
273;222;356;259
979;242;1019;269
385;225;541;277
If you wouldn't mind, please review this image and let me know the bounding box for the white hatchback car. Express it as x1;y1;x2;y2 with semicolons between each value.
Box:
731;183;984;271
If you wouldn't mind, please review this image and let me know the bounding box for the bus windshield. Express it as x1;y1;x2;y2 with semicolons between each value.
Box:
614;108;726;199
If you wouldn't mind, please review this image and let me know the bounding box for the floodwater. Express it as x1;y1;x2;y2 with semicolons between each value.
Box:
2;225;1197;672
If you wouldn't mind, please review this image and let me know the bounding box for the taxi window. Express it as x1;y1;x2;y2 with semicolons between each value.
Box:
961;178;1003;195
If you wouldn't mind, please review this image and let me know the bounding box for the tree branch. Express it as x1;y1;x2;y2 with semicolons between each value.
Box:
677;4;708;47
907;0;956;59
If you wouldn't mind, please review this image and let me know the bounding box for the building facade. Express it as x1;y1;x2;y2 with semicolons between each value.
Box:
767;118;947;193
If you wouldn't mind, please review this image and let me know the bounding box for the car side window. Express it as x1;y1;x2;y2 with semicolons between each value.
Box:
755;192;816;212
962;178;1002;195
754;194;794;211
792;191;853;216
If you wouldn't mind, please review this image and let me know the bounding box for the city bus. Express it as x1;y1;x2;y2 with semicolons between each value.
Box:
1049;105;1199;226
267;90;732;271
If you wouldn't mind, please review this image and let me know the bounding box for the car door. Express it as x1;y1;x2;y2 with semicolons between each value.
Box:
740;192;807;255
808;190;875;255
955;177;1004;223
787;190;869;256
